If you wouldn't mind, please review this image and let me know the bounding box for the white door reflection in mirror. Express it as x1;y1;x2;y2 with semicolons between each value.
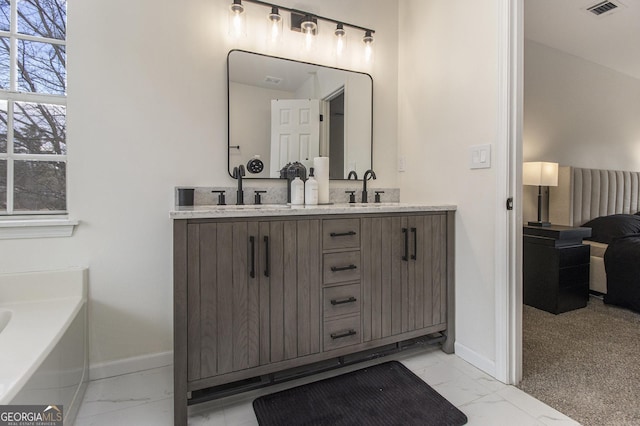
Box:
270;99;320;178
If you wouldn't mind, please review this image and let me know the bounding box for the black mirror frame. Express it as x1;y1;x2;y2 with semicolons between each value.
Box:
227;49;373;180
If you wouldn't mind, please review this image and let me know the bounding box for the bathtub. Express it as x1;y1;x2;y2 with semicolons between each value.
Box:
0;268;88;425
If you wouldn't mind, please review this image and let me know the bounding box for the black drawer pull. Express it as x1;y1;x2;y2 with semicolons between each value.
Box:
411;227;417;260
249;236;255;278
330;296;357;305
331;264;357;272
330;231;357;237
330;329;357;340
264;235;270;277
402;228;409;261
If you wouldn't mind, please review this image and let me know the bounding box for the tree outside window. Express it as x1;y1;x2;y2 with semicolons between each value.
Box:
0;0;66;214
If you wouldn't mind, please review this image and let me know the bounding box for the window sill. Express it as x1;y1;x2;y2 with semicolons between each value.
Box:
0;218;79;240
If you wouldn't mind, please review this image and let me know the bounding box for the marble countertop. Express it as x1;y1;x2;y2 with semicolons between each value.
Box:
170;203;457;219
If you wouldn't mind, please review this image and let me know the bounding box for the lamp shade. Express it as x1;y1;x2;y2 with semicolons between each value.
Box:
523;162;558;187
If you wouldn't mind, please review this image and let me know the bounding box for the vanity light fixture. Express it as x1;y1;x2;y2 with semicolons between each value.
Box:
334;23;346;57
363;30;374;63
300;14;317;51
267;6;282;42
228;0;246;38
300;14;318;34
226;0;375;62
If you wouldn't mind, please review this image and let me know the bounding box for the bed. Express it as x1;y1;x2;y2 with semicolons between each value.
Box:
549;167;640;312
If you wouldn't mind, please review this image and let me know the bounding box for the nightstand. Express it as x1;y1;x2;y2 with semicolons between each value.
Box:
523;225;592;314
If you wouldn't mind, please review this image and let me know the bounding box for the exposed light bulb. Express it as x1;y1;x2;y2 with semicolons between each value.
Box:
301;15;317;51
233;14;243;34
363;30;374;63
304;31;313;50
268;7;282;43
334;23;346;57
364;43;373;62
228;0;246;38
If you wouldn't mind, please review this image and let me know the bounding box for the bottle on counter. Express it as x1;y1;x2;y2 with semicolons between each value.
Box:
291;171;305;205
305;167;319;205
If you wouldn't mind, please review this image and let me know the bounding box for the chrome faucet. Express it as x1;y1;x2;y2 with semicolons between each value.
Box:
232;164;246;205
347;170;358;180
361;169;377;203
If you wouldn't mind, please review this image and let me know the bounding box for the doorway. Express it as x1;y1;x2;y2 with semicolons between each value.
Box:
328;93;345;179
320;88;346;180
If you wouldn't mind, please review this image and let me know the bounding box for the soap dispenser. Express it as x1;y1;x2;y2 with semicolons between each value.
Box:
291;171;305;205
305;168;319;205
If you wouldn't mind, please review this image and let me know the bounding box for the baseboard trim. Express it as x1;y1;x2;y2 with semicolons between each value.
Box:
89;351;173;381
454;342;496;378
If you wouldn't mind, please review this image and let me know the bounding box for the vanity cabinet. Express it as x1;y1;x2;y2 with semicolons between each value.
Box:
173;209;455;425
322;218;363;351
181;219;321;384
361;214;448;342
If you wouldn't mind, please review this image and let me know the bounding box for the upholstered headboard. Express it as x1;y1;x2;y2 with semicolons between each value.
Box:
549;167;640;226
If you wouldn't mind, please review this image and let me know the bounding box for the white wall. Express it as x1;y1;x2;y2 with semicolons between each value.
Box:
229;82;294;178
398;0;504;373
0;0;399;368
1;0;513;380
524;40;640;170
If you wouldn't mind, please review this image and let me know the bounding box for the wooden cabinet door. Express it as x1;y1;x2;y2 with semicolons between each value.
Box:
361;216;404;341
260;219;322;364
406;214;448;331
187;221;260;381
188;218;321;381
361;214;448;343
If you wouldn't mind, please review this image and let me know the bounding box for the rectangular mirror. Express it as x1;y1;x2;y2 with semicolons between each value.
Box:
228;50;373;180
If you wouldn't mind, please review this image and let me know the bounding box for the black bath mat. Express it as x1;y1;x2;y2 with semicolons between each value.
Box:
253;360;467;426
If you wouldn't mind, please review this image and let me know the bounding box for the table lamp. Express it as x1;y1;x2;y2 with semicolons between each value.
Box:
523;162;558;227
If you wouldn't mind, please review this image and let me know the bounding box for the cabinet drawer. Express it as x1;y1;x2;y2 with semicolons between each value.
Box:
558;245;590;268
323;283;361;318
323;251;361;284
559;264;589;288
323;315;361;351
323;219;360;250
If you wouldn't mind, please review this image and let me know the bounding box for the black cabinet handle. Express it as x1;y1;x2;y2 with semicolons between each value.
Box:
330;231;357;237
249;236;255;278
330;296;357;305
263;235;269;277
411;227;417;260
330;329;357;340
331;264;357;272
402;228;408;261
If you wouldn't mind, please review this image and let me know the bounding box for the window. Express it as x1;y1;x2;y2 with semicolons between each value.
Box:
0;0;66;215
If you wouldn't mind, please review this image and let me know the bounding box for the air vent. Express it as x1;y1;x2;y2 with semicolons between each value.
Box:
587;1;619;15
264;76;283;85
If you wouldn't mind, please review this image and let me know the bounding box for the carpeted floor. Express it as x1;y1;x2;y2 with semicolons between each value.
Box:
519;296;640;426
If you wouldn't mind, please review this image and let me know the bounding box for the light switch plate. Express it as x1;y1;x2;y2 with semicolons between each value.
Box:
398;156;406;172
469;144;491;169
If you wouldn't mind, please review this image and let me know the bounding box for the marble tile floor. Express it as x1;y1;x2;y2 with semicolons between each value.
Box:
75;346;579;426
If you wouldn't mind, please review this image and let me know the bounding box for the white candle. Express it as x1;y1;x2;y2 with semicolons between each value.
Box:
313;157;330;204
